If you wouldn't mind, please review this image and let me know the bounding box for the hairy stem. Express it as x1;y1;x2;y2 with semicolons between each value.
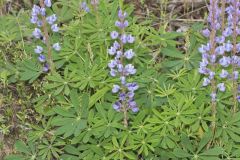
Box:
232;0;238;113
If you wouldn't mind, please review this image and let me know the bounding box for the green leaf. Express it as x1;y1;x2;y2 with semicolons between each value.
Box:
173;148;192;158
161;47;184;58
89;87;110;108
4;155;25;160
200;147;223;156
15;140;30;154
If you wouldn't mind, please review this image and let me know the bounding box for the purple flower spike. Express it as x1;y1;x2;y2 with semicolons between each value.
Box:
31;0;61;72
108;9;138;114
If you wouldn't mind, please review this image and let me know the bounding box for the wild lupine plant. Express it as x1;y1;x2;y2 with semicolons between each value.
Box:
108;9;138;127
31;0;61;72
199;0;240;142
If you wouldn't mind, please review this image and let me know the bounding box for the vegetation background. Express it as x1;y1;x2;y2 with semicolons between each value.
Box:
1;0;240;160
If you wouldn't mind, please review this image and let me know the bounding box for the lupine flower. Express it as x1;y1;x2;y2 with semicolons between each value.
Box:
46;14;57;25
233;71;239;80
112;85;120;93
32;5;40;16
224;41;233;52
219;69;228;78
202;28;210;37
111;31;119;39
37;20;43;27
113;101;121;111
127;35;135;43
44;0;52;7
237;96;240;102
223;27;233;37
124;49;135;59
51;24;59;32
80;2;90;12
217;83;226;92
108;9;138;113
34;46;43;54
215;46;225;55
203;78;211;86
215;36;225;44
209;71;215;80
30;16;38;24
40;8;46;16
219;56;231;67
210;92;217;102
38;54;46;62
53;43;61;51
43;63;49;72
32;28;42;39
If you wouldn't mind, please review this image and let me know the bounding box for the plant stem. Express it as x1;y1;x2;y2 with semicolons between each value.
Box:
207;0;217;148
232;0;238;113
220;0;226;33
39;0;55;73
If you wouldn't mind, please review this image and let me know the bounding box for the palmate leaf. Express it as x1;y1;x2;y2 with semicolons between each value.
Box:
216;112;240;143
174;133;222;159
51;91;89;138
19;59;42;83
44;67;79;95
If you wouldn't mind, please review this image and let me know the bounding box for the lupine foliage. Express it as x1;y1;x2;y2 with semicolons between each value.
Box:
1;0;240;160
